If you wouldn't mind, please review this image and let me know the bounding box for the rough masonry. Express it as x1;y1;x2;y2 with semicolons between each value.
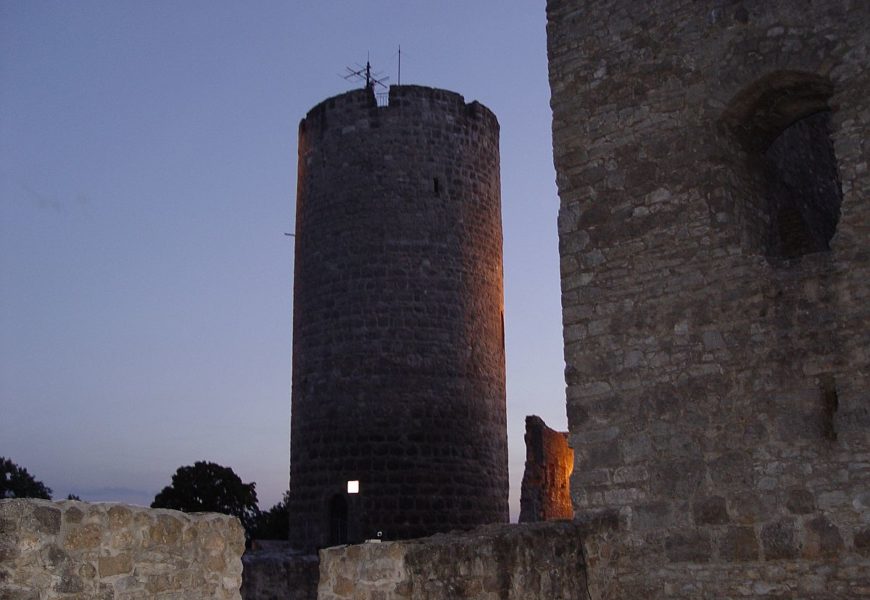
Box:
317;521;597;600
548;0;870;597
0;498;245;599
289;85;508;551
241;541;318;600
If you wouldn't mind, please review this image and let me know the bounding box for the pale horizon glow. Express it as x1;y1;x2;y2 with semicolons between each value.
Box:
0;2;566;521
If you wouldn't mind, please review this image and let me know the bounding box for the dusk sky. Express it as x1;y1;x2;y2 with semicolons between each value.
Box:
0;2;565;519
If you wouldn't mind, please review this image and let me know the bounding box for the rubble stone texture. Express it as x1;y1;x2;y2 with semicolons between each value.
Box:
289;85;508;551
0;498;245;599
547;0;870;597
317;522;591;600
519;415;574;522
241;542;317;600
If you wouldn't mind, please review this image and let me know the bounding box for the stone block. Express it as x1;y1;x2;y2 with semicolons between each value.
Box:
761;519;800;560
719;526;759;562
664;530;711;563
804;516;844;558
693;496;729;525
786;488;816;514
99;553;133;577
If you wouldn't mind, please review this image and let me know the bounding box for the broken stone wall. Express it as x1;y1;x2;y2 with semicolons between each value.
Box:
519;415;574;522
547;0;870;597
0;499;245;599
318;522;590;600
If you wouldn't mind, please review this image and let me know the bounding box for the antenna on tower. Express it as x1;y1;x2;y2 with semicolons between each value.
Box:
343;54;389;91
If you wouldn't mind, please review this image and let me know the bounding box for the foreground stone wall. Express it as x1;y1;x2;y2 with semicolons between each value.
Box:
241;541;318;600
0;499;245;599
318;522;593;600
519;415;574;522
548;0;870;597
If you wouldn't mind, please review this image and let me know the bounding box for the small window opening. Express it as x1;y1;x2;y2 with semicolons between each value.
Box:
819;374;838;442
720;71;842;260
433;177;440;196
764;110;842;258
500;310;505;351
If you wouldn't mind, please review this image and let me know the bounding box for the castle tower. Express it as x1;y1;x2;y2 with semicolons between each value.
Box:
288;85;508;551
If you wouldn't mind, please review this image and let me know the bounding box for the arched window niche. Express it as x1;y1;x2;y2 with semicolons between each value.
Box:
721;71;843;261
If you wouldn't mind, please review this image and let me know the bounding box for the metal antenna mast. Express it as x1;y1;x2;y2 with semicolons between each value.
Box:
343;55;389;91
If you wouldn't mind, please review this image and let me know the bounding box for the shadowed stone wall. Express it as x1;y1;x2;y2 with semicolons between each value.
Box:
0;499;245;599
547;0;870;597
519;415;574;522
318;522;593;600
289;85;508;551
240;541;318;600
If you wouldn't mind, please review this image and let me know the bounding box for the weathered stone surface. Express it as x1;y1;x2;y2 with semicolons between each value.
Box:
805;515;845;558
761;518;799;560
318;522;591;600
241;541;318;600
548;0;870;596
720;526;759;562
693;495;729;525
0;499;244;599
855;528;870;556
98;553;132;577
786;488;816;514
665;530;711;563
289;84;508;552
519;415;574;522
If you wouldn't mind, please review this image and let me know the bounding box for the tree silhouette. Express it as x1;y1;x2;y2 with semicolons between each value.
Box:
0;457;52;499
251;490;290;540
151;461;259;534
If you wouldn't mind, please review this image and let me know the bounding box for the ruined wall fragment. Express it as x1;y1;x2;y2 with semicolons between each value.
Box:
519;415;574;522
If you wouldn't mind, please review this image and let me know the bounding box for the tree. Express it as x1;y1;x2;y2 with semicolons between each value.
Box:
251;490;290;540
151;461;259;534
0;457;52;499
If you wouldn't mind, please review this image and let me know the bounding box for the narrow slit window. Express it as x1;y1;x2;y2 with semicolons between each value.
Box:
433;177;440;196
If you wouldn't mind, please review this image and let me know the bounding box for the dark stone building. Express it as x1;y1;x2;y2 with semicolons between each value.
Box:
288;85;508;551
548;0;870;596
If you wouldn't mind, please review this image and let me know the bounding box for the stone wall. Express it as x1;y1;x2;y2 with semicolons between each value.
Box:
0;498;245;599
519;415;574;522
241;542;318;600
289;84;508;551
318;521;597;600
547;0;870;597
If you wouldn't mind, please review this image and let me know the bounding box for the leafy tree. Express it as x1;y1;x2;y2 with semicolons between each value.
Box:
0;457;52;499
251;491;290;540
151;461;259;534
66;494;81;500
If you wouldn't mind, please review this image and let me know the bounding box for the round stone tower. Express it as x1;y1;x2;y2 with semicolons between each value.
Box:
288;85;507;551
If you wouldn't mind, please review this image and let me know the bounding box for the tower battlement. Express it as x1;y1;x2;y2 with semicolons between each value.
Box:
300;85;498;140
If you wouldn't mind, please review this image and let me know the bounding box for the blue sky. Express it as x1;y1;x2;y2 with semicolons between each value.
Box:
0;2;565;519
